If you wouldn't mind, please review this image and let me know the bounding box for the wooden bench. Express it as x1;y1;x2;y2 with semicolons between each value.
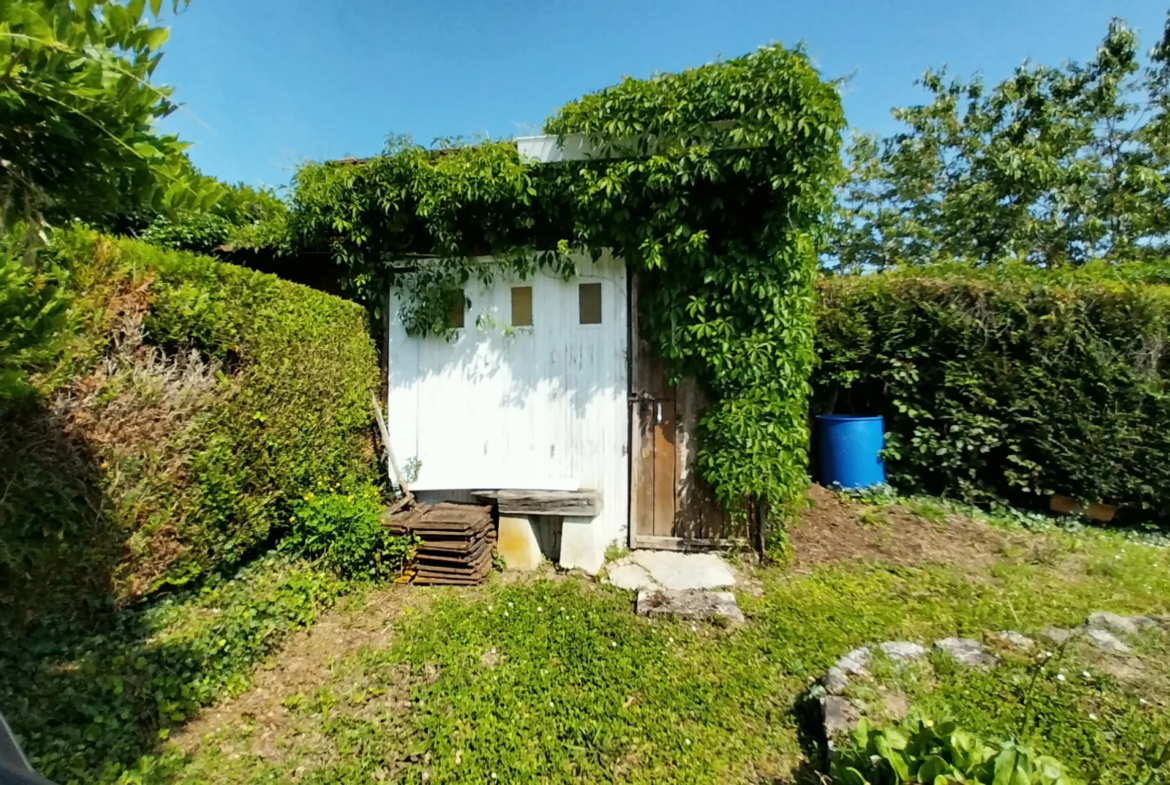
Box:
471;490;602;569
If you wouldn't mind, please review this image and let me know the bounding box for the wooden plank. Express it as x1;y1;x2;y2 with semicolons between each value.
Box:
652;399;677;537
634;535;748;551
635;399;656;538
471;490;601;517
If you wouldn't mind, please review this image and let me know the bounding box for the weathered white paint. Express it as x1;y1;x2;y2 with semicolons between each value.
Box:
387;253;629;573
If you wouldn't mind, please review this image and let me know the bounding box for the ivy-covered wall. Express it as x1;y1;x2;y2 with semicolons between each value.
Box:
291;45;845;534
0;229;379;625
814;266;1170;521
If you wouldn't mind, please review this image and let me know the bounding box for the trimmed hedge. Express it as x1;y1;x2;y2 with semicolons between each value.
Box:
0;229;379;621
814;269;1170;520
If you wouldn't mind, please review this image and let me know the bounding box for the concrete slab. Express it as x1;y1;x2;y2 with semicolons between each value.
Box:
607;562;655;591
629;550;736;590
635;589;744;622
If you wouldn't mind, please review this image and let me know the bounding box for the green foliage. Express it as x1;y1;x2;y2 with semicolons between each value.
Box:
141;181;291;256
0;228;379;620
283;483;416;580
0;554;348;783
830;16;1170;272
292;45;846;525
832;717;1076;785
814;269;1170;519
0;0;219;244
0;237;69;400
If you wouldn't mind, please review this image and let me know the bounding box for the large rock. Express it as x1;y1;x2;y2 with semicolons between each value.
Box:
825;647;872;694
1088;612;1140;636
1084;627;1131;655
821;695;862;741
879;641;928;661
1040;626;1076;645
996;631;1036;650
634;588;744;622
934;638;998;667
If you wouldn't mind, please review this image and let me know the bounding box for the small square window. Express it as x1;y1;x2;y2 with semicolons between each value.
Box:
579;282;602;324
511;286;533;326
448;290;465;329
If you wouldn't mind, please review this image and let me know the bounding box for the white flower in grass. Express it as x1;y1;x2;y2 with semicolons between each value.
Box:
491;773;498;780
1140;698;1149;706
1056;673;1066;683
1082;670;1092;680
611;641;618;648
1089;713;1098;721
537;606;542;612
685;739;691;746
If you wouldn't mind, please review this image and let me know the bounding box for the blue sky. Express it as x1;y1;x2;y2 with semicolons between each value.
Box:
155;0;1167;191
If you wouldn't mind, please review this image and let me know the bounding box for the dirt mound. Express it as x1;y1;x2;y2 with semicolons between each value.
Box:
790;485;1022;570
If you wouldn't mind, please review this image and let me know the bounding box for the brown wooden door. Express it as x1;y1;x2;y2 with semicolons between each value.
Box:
633;371;678;539
629;276;726;548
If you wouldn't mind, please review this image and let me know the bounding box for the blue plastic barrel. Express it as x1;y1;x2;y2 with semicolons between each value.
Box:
816;414;886;490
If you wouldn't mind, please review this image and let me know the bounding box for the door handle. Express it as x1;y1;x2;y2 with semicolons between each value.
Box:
656;402;663;424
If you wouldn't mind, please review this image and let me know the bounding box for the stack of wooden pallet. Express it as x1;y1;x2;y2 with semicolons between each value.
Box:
384;502;495;585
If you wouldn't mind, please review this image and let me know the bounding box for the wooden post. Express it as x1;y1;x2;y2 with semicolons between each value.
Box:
371;392;410;500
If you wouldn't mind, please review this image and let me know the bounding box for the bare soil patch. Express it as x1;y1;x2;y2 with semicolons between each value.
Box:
789;484;1029;571
173;583;431;759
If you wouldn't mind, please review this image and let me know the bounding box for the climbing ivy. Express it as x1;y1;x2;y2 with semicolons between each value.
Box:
292;45;845;535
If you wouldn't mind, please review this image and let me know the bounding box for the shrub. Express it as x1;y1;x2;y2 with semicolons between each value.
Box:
0;554;347;783
283;483;416;579
831;716;1076;785
814;270;1170;521
0;228;380;622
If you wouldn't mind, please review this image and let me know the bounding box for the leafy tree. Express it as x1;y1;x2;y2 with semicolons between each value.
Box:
0;0;218;247
831;16;1170;272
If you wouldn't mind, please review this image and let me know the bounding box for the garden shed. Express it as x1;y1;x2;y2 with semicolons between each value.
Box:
295;45;844;575
386;137;726;574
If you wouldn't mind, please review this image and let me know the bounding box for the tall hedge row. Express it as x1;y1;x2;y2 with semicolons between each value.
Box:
0;230;378;623
814;270;1170;520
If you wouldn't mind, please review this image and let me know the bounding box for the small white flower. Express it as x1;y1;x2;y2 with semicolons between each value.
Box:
504;611;509;617
1089;713;1098;721
685;738;692;745
1082;670;1092;680
1140;698;1149;706
668;637;674;643
690;625;698;633
611;641;618;648
488;605;493;611
1044;650;1054;659
491;773;498;780
508;602;513;607
1056;673;1066;683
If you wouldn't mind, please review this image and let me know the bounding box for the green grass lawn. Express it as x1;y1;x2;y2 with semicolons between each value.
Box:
151;499;1170;785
